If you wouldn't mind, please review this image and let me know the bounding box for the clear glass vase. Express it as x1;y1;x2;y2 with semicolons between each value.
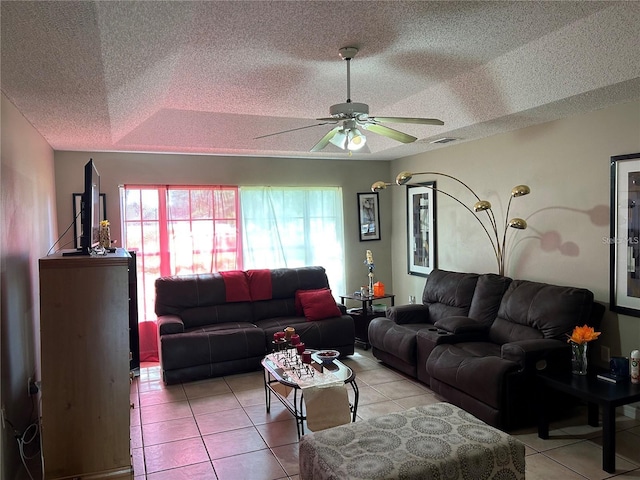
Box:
571;341;588;375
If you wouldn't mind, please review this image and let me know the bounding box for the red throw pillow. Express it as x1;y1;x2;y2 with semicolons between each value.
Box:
295;288;328;315
295;288;330;315
297;289;342;321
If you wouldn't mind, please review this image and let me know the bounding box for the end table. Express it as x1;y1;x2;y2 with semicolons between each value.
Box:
340;293;395;349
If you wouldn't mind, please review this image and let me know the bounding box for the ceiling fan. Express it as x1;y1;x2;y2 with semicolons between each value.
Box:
255;47;444;153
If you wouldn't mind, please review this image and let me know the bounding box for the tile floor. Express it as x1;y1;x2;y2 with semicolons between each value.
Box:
130;348;640;480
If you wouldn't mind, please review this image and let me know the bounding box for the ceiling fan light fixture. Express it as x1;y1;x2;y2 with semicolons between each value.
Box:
347;128;366;150
329;129;348;149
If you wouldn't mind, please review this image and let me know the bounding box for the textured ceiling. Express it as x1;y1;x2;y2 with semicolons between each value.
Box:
2;1;639;160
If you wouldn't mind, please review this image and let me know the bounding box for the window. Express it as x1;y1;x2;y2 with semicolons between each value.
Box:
240;187;345;296
122;185;240;361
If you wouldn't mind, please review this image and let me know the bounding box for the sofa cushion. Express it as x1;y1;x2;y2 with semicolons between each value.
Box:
155;273;227;316
490;280;595;345
270;266;330;299
427;342;519;408
255;316;355;354
297;289;341;321
181;303;254;330
468;274;512;325
368;318;426;365
252;298;297;321
160;323;265;371
422;269;480;322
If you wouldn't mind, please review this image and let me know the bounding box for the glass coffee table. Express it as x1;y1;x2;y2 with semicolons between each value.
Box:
261;349;359;438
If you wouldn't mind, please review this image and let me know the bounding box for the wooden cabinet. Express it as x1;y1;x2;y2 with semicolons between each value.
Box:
39;249;133;479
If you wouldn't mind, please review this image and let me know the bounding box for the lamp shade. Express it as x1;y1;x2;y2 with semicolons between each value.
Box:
508;218;527;229
395;171;413;185
371;181;389;192
329;130;347;149
347;128;366;150
473;200;492;212
511;185;531;198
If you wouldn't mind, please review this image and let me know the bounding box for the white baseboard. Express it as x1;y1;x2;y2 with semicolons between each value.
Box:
622;402;640;420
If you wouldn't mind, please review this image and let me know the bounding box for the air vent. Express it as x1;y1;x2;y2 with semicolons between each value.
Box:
430;137;458;144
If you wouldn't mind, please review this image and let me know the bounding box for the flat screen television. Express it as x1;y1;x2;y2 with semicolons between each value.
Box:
64;159;101;256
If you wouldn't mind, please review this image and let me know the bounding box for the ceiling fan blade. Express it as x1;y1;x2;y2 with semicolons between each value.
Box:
310;127;341;152
316;115;347;121
364;123;417;143
254;122;334;140
369;116;444;126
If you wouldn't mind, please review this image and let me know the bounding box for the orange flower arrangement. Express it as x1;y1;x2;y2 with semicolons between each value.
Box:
567;324;601;345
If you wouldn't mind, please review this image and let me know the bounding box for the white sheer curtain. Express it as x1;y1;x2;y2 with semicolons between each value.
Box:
240;186;346;297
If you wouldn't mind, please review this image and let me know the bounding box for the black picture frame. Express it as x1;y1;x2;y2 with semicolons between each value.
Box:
610;152;640;316
407;182;436;276
73;193;106;249
357;192;381;241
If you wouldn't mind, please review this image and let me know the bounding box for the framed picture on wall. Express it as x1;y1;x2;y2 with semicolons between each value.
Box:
610;152;640;317
407;182;436;276
73;193;106;249
357;192;381;241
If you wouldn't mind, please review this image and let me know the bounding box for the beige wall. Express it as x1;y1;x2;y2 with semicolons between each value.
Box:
1;93;56;480
389;100;640;364
52;151;394;298
3;93;639;480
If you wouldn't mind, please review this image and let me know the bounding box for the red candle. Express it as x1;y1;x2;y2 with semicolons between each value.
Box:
301;351;312;363
290;334;300;345
273;331;285;341
296;342;306;354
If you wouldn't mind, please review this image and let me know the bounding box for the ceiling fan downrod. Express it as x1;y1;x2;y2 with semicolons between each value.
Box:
339;47;358;104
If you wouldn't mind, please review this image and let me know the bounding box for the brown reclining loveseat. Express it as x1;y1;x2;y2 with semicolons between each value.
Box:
368;268;604;429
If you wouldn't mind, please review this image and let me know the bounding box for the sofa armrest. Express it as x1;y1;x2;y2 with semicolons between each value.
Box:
386;304;431;325
158;315;185;335
433;316;490;336
501;339;570;371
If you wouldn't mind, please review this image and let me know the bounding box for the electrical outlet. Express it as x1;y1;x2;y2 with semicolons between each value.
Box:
601;345;611;363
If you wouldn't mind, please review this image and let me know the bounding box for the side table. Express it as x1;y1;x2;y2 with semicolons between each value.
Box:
537;369;640;473
340;293;395;349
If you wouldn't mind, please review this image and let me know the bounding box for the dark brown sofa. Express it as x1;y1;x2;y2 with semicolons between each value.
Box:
368;268;604;430
155;266;355;384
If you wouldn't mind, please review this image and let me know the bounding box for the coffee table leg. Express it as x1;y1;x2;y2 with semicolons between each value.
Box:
294;389;304;438
602;404;616;473
350;380;359;422
264;369;271;413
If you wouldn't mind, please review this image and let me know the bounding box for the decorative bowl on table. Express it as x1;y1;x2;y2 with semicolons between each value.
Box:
315;350;340;365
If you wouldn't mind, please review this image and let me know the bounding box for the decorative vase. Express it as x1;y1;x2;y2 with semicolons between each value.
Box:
571;341;588;375
99;225;111;249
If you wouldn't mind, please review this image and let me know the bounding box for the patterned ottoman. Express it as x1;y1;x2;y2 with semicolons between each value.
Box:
299;402;525;480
